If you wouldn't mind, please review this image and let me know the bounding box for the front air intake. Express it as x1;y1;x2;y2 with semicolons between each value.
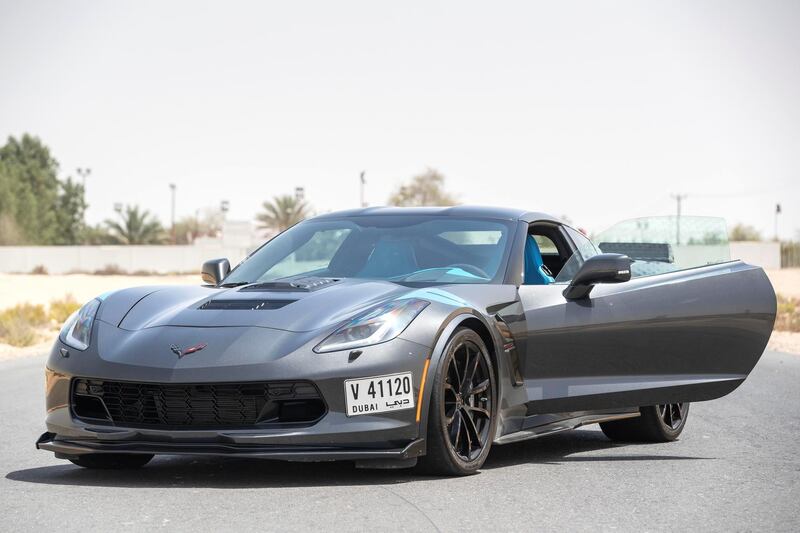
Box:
198;299;295;310
71;379;326;429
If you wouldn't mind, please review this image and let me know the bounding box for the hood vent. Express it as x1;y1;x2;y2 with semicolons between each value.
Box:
199;299;295;311
239;277;341;293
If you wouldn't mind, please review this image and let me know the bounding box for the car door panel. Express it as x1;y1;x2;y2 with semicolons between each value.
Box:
518;261;776;414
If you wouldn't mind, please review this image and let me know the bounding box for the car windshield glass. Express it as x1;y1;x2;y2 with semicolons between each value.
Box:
224;216;515;285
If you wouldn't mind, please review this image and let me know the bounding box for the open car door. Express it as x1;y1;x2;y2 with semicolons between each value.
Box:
517;216;776;414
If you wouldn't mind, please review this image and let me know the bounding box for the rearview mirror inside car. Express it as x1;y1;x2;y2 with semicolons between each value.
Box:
563;254;632;300
201;258;231;286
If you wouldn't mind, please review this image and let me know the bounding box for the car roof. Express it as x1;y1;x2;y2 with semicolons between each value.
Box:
312;205;560;223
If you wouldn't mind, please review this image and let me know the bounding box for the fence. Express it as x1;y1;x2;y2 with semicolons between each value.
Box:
781;242;800;268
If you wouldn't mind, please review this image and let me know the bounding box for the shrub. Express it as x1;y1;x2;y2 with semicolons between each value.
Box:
30;265;49;275
49;295;81;324
0;304;48;347
0;313;38;346
776;295;800;332
93;264;126;276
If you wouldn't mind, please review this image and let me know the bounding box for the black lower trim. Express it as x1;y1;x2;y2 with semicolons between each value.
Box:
36;432;426;462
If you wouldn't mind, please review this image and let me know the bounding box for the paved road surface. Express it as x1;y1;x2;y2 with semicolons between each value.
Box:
1;350;798;532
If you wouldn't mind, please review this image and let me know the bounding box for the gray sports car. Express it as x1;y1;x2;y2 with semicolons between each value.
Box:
37;207;776;475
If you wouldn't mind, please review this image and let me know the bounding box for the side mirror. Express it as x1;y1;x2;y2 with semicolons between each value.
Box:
563;253;632;300
201;258;230;286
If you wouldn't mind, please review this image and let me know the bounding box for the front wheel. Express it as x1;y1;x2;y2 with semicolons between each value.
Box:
600;403;690;442
69;453;154;469
417;328;497;476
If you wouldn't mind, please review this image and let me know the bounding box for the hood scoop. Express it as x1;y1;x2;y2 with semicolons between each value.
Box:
199;299;295;311
239;277;341;293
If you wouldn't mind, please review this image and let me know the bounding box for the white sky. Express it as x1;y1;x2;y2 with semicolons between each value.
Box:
1;0;799;238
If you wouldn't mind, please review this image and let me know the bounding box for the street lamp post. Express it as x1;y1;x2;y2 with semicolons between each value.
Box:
360;171;366;207
169;183;176;244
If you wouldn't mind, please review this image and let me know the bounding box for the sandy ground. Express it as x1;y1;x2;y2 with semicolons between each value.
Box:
1;269;799;358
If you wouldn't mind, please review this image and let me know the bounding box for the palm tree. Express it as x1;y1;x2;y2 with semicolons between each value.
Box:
104;205;166;245
256;195;311;233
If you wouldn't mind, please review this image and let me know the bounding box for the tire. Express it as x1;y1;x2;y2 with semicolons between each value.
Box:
600;403;690;442
69;453;154;469
417;328;497;476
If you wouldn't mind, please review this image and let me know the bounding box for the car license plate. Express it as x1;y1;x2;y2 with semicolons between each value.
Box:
344;372;415;417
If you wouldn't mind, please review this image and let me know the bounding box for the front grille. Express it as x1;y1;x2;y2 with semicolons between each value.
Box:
72;379;326;429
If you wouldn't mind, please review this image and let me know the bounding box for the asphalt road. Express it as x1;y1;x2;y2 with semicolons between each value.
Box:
1;350;798;532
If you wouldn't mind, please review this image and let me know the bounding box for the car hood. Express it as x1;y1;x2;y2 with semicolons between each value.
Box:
99;279;414;333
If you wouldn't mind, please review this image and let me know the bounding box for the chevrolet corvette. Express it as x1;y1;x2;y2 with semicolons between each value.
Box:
37;206;777;475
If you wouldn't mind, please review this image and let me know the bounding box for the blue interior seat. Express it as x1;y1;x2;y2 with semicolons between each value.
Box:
524;235;554;285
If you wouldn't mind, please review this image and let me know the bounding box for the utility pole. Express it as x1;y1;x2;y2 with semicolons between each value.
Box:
671;193;688;245
775;203;782;241
169;183;176;244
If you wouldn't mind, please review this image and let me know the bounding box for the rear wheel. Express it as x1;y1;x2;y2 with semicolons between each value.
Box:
600;403;690;442
69;453;154;469
417;328;497;476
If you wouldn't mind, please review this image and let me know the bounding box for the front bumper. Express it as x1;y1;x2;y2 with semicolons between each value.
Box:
40;329;433;464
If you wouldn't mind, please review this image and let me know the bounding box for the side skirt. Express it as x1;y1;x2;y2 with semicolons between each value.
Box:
494;409;639;445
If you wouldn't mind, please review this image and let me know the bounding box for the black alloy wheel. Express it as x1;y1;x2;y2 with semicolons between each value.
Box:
417;328;497;476
600;402;691;442
658;402;687;431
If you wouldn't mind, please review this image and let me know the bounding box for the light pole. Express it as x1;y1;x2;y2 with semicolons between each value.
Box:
360;171;366;207
775;203;781;241
169;183;176;244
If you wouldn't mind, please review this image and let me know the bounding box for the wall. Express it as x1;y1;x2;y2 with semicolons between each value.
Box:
729;241;781;269
0;245;251;274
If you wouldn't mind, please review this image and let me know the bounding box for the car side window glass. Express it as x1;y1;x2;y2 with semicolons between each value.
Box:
553;227;599;284
566;227;599;260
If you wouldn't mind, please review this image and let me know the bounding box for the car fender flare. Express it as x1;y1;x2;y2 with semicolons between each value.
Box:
416;310;506;447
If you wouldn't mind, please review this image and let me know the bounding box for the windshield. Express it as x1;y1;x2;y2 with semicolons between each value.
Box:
224;216;515;285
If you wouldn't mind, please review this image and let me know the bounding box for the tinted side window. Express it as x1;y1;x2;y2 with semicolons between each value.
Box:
553;227;599;283
566;226;599;260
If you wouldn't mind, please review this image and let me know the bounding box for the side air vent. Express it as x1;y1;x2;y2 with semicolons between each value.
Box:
199;299;295;310
240;277;341;292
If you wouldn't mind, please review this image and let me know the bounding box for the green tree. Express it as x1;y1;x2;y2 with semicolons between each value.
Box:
0;135;59;243
54;178;87;245
104;205;166;245
388;168;457;207
0;134;88;245
256;195;311;233
729;223;762;242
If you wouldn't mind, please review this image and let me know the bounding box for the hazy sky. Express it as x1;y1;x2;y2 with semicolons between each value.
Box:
2;0;799;238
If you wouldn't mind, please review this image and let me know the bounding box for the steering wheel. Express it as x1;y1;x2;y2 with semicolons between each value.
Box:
446;264;490;279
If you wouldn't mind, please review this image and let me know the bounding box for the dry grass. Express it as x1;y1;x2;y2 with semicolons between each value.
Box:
0;303;48;347
0;297;82;347
776;295;800;332
48;294;81;323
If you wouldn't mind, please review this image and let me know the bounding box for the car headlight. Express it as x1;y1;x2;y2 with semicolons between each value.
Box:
59;299;101;351
314;298;429;353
